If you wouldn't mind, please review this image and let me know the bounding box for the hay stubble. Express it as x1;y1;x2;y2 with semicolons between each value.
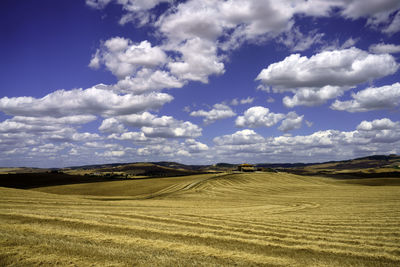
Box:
1;172;399;266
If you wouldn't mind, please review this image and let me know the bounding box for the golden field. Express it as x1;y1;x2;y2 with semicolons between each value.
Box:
1;172;400;266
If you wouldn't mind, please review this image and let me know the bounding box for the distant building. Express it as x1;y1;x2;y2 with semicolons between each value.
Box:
238;164;256;172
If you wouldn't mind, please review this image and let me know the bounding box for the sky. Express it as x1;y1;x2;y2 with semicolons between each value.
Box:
0;0;400;167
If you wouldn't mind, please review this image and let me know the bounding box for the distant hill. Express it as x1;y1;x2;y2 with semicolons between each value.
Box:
278;154;400;178
1;154;399;182
302;154;400;170
64;162;207;178
96;162;204;177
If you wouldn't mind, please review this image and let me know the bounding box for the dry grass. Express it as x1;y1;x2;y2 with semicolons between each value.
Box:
1;172;400;266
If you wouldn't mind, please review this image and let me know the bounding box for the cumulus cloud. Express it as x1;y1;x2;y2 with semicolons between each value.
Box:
90;37;167;79
256;48;398;107
369;43;400;54
113;69;185;94
0;119;60;133
135;138;208;159
154;0;325;84
0;86;173;117
213;118;400;162
167;38;225;83
88;0;400;90
99;118;126;133
331;83;400;112
235;106;285;128
185;139;209;153
283;86;345;108
278;111;303;132
357;118;399;131
190;103;236;124
236;107;304;131
115;112;172;127
257;48;398;90
5;0;400;167
103;112;203;138
108;131;148;142
12;115;97;126
141;120;202;138
213;129;265;146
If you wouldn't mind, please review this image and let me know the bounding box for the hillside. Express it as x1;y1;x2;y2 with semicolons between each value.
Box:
1;155;400;190
1;172;399;266
281;155;400;178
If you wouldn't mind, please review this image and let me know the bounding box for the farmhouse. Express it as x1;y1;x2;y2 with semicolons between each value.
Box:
238;164;256;172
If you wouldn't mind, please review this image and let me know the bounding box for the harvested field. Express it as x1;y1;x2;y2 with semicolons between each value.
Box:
1;172;400;266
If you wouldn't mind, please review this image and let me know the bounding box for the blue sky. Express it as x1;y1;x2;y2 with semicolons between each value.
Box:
1;0;400;167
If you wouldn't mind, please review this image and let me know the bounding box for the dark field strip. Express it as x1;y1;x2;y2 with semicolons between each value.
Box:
0;173;122;189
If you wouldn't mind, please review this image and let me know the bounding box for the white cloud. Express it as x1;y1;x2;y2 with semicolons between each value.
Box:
383;11;400;34
257;48;398;107
134;138;208;159
12;115;97;126
0;86;173;117
0;119;60;133
357;118;399;131
167;38;225;83
230;98;239;106
267;97;275;103
113;69;185;94
108;131;148;142
338;0;400;31
116;112;171;127
331;83;400;112
369;43;400;54
155;0;320;84
88;0;400;91
340;0;400;18
71;132;102;142
185;139;209;153
318;37;359;52
87;0;173;25
90;37;167;79
240;97;254;105
235;106;285;128
341;37;359;49
278;27;324;52
105;112;203;139
141;120;202;138
257;48;398;90
99;118;126;133
230;97;254;106
213;118;400;162
278;111;303;132
85;0;112;9
190;103;236;124
97;150;126;158
213;129;265;146
282;86;345;108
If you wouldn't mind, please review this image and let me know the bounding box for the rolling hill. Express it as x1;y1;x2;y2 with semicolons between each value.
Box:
0;172;399;266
